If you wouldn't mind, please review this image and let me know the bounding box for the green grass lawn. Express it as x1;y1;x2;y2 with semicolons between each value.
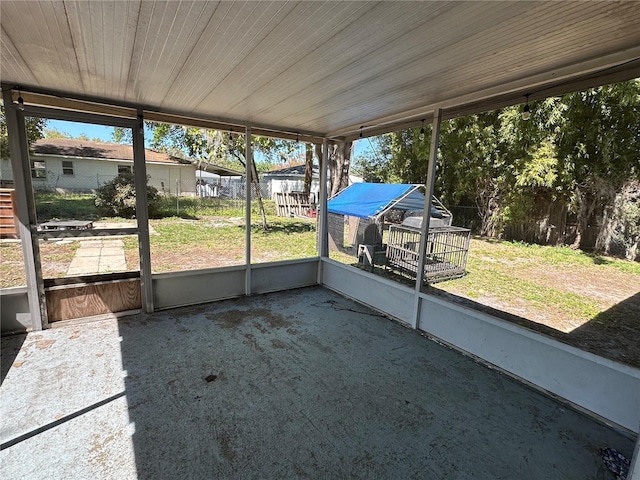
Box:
435;238;640;329
141;215;318;273
34;192;99;222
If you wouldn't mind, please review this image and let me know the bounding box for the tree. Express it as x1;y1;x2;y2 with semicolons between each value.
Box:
303;143;313;195
43;128;72;139
95;172;160;218
114;123;300;230
328;141;353;197
555;80;640;251
0;102;48;159
357;80;640;258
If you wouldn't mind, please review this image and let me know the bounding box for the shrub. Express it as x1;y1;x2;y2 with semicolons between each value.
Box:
95;173;160;218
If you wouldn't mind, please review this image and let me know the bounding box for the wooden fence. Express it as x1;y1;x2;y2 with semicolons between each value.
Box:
0;188;18;239
275;192;314;217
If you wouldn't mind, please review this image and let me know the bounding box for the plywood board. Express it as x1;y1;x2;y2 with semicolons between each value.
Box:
45;279;141;322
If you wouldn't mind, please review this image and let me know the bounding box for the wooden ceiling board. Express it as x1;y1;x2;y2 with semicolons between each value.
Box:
0;26;38;86
1;1;78;93
1;1;639;137
134;1;217;105
189;0;304;112
159;1;263;108
55;1;137;98
291;2;640;132
219;1;415;113
236;1;455;123
199;1;365;114
125;1;214;104
163;1;297;111
265;2;533;129
269;3;544;128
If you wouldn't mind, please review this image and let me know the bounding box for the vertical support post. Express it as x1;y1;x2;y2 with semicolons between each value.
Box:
133;112;154;313
244;126;252;295
317;138;330;284
2;90;47;330
412;108;442;330
318;138;329;258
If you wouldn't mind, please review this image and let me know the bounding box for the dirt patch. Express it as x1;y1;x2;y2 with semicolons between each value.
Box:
207;307;293;330
471;293;577;333
150;246;245;273
432;238;640;368
516;265;638;305
35;340;56;350
253;321;268;334
243;333;264;352
207;309;249;329
217;430;237;463
271;339;288;349
298;334;333;354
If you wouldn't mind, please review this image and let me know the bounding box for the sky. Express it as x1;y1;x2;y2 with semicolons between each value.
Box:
48;119;115;142
47;119;373;158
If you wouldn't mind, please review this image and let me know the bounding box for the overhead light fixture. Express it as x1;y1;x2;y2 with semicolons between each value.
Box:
17;88;24;111
419;119;426;141
522;94;531;120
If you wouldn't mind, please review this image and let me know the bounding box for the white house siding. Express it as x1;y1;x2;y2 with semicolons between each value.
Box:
268;177;320;200
265;174;362;202
12;155;196;195
146;163;197;195
0;158;14;184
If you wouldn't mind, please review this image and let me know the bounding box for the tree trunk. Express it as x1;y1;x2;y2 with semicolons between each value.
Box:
329;141;352;197
475;178;500;237
303;143;313;195
250;157;268;231
594;180;640;259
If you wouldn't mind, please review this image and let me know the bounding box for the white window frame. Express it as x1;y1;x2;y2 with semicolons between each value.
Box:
62;160;74;176
31;160;46;179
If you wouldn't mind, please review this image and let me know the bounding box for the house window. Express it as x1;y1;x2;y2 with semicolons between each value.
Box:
62;160;74;176
31;160;46;179
118;165;132;175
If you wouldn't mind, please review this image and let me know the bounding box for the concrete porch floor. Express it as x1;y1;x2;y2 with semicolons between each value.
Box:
0;287;634;479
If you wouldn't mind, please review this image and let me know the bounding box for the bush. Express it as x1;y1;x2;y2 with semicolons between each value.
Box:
95;173;160;218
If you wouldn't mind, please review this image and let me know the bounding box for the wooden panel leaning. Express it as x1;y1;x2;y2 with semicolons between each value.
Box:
45;278;142;322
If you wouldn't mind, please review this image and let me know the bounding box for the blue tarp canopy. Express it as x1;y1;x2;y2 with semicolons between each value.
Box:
327;183;440;219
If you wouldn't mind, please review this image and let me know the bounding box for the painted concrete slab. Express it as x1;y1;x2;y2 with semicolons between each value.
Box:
1;287;635;479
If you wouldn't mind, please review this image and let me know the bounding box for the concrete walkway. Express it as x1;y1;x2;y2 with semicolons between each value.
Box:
66;239;127;276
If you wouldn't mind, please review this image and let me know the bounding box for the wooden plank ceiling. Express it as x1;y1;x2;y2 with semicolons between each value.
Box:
1;1;639;137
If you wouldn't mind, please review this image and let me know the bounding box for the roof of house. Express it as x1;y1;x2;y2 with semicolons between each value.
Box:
197;163;244;177
32;138;192;165
263;165;319;177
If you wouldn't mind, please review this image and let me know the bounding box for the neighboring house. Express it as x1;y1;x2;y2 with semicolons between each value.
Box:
194;166;244;198
0;138;198;195
262;164;362;203
262;164;320;202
